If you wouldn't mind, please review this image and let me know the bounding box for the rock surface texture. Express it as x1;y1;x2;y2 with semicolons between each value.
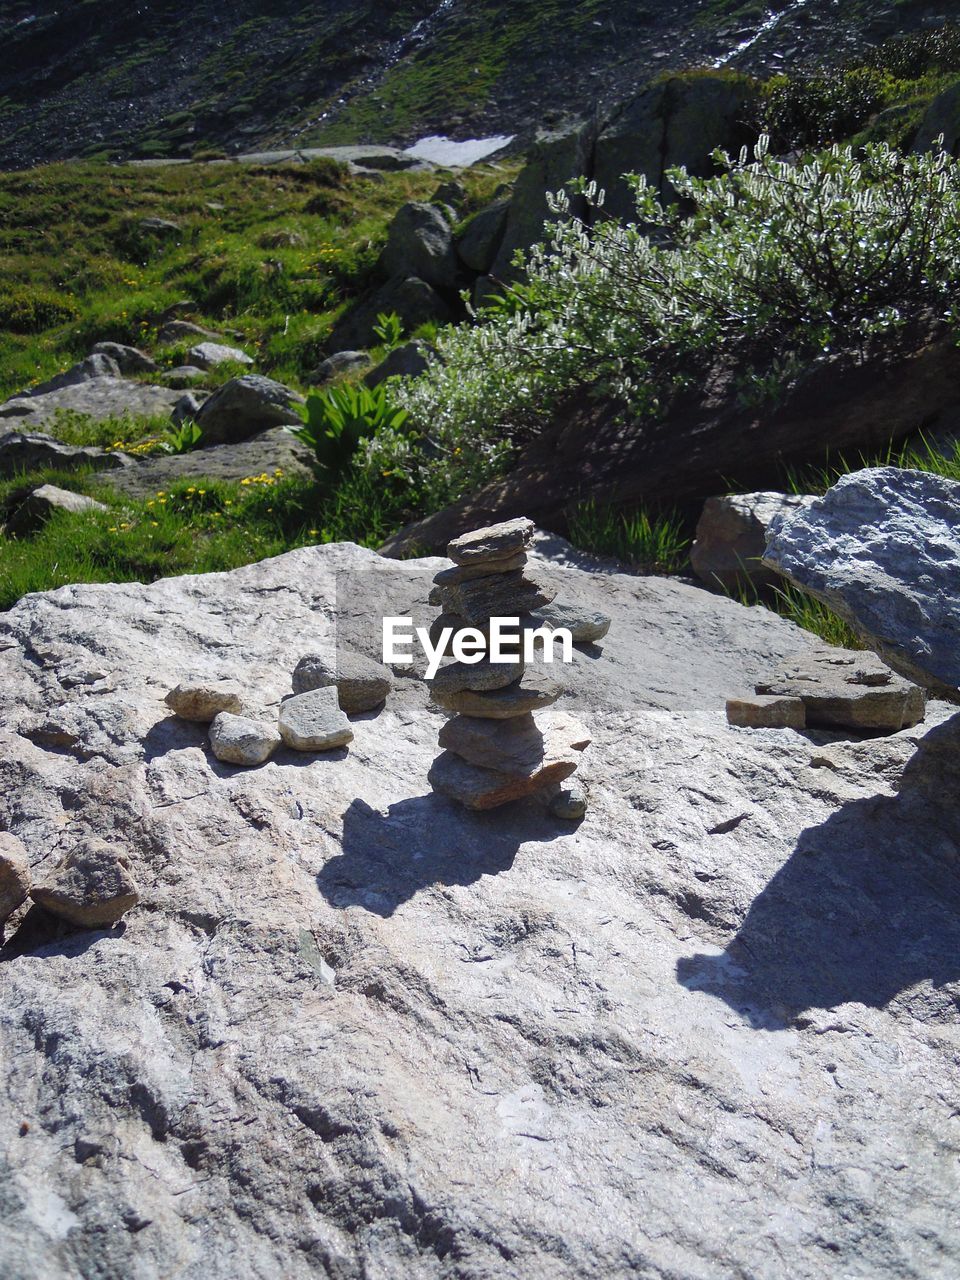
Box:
764;467;960;692
691;491;815;591
0;534;958;1277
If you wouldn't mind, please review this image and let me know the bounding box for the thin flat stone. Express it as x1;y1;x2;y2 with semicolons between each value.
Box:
441;569;556;626
438;709;591;774
429;656;524;696
756;649;926;731
433;552;527;587
528;602;611;644
430;668;562;719
209;713;281;766
447;517;535;566
165;679;244;723
30;838;139;927
726;695;806;729
278;688;354;751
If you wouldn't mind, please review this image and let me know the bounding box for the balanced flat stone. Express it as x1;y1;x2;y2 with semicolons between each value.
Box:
756;649;926;731
440;569;556;626
0;833;30;923
433;552;527;586
527;602;611;644
428;613;489;647
278;688;354;751
428;718;589;810
438;709;590;774
209;713;281;766
30;839;139;927
447;516;535;566
292;650;392;713
165;679;244;723
763;467;960;693
429;656;524;696
430;667;562;718
726;694;806;729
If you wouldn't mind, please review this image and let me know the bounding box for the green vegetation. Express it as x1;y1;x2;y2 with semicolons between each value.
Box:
289;383;410;484
566;499;688;575
379;139;960;507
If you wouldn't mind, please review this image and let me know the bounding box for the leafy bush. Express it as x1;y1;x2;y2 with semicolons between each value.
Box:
0;287;80;333
373;311;404;349
864;24;960;81
163;420;204;454
757;69;887;151
376;138;960;507
290;383;409;484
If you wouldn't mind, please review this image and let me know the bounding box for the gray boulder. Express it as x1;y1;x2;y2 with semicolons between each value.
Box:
0;431;132;478
456;198;510;273
381;202;458;289
163;366;207;389
23;353;121;398
764;467;960;693
691;491;815;591
102;428;314;499
912;79;960;156
91;342;158;374
158;319;222;345
195;375;305;446
307;350;373;386
364;341;431;388
0;378;182;429
8;484;108;534
188;342;254;371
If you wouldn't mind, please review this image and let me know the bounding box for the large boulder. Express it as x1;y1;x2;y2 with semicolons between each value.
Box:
0;378;182;429
763;467;960;694
593;73;759;221
0;430;132;478
327;276;452;354
0;535;957;1277
194;375;305;446
102;428;314;498
912;78;960;156
22;353;121;398
381;202;458;290
690;491;815;591
364;341;431;388
90;342;158;375
456;199;510;274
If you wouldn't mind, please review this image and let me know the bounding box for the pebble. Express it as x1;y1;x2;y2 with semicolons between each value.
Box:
30;838;139;927
279;688;354;751
0;833;31;924
209;712;281;766
528;602;611;645
549;779;588;821
447;517;535;566
165;679;244;723
292;650;392;713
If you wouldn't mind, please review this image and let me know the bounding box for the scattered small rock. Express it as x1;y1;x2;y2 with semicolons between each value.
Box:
292;651;392;713
8;485;107;534
278;688;354;751
549;778;588;821
528;601;611;644
307;351;372;386
165;679;244;723
209;712;281;767
0;833;31;924
364;341;431;389
30;838;139;927
188;342;254;371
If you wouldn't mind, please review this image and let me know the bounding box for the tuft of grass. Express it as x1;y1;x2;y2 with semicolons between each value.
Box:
566;498;689;574
785;434;960;495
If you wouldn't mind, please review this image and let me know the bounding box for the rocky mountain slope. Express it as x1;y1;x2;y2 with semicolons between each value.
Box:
1;529;958;1278
0;0;949;169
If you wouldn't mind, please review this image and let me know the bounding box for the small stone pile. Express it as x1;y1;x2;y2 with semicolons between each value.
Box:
426;517;596;817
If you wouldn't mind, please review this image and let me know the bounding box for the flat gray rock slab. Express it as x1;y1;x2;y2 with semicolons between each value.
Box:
100;428;314;498
278;688;354;751
764;467;960;692
0;377;181;427
0;538;957;1277
209;712;281;767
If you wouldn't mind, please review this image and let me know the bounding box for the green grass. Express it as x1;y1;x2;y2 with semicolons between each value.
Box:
0;464;418;612
566;498;690;574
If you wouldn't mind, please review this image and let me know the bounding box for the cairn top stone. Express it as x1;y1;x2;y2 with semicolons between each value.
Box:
447;517;535;566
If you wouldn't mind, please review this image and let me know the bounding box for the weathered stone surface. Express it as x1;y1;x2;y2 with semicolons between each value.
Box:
91;342;158;374
30;838;139;927
381;202;458;289
292;651;392;713
527;601;611;644
691;491;815;591
429;655;524;696
165;679;244;723
442;568;556;626
549;777;588;821
24;353;121;397
101;428;313;498
0;378;182;428
0;536;958;1278
163;366;207;389
8;484;108;534
433;551;527;586
448;516;535;565
195;375;306;445
430;665;561;718
329;276;452;353
158;319;222;345
279;688;354;752
438;709;590;776
456;198;510;273
364;341;431;389
0;430;132;478
727;694;806;730
308;350;372;386
756;648;926;731
764;467;960;693
0;833;30;923
209;712;281;766
188;341;254;370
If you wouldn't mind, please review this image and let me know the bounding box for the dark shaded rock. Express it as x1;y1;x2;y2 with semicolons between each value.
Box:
328;277;452;353
364;342;431;389
381;202;458;289
195;376;305;445
0;431;132;479
456;199;510;273
8;484;107;535
430;666;562;718
691;491;815;591
0;833;30;924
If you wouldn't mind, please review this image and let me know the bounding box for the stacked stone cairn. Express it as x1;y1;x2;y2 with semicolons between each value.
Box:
426;517;597;818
